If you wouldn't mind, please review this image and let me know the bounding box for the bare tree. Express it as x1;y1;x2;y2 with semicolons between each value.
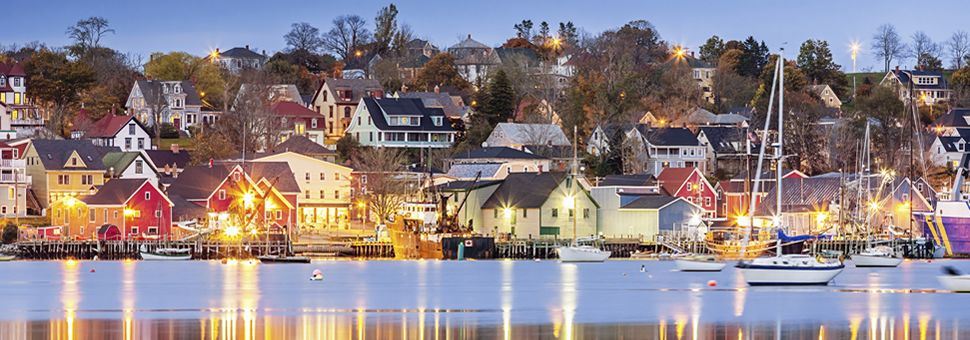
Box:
218;71;284;155
353;147;408;224
140;82;170;147
948;31;970;69
871;24;907;72
283;22;324;53
66;16;114;49
910;31;940;61
322;15;371;61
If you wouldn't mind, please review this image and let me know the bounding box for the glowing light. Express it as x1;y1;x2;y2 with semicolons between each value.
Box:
562;195;575;210
897;201;911;212
735;215;752;227
249;228;258;236
264;199;276;210
357;200;366;209
225;226;241;238
816;211;829;225
218;212;229;220
354;50;363;58
868;200;880;211
242;192;255;208
688;213;702;226
123;208;137;217
209;49;220;60
503;207;513;219
65;259;78;266
64;197;77;207
849;41;861;60
672;45;687;61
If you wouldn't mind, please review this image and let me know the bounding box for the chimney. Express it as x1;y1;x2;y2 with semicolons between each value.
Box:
208;159;214;168
245;45;250;50
216;48;220;54
262;50;266;56
171;143;180;154
538;164;544;174
690;51;695;58
108;167;115;178
895;65;900;72
434;85;440;94
467;34;472;40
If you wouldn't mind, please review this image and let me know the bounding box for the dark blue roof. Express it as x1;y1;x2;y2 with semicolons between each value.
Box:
451;147;546;160
361;97;456;132
635;126;699;146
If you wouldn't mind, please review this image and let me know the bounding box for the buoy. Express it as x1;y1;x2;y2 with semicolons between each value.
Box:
640;265;646;273
623;273;628;276
534;258;541;262
90;269;96;273
311;269;323;281
707;280;717;287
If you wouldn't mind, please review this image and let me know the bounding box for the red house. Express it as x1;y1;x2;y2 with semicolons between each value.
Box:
56;178;174;239
715;170;808;219
657;167;717;218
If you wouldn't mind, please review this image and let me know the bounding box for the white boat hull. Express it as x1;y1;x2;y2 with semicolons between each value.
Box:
675;259;726;272
140;252;192;261
557;246;611;262
739;266;843;285
852;254;902;267
938;275;970;292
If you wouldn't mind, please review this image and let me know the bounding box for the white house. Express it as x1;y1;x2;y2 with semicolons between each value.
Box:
345;97;457;148
880;68;951;106
74;114;153;152
929;133;969;169
252;151;354;230
485;122;570;150
102;151;160;186
448;34;500;83
309;78;384;144
206;46;268;74
808;84;843;109
628;126;707;175
126;80;203;131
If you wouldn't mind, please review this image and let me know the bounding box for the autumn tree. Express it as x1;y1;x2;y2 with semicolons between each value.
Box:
712;49;757;112
413;53;471;92
24;49;95;136
144;51;226;109
353;147;408;224
190;129;235;165
852;86;907;169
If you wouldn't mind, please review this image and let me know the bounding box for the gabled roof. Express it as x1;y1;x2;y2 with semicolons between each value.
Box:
445;163;503;179
144;149;192;169
221;162;301;194
756;177;842;215
451;147;545;160
271;101;323;118
359;97;456;132
449;34;491;50
136;80;203;106
673;108;749;126
397;92;468;119
932;108;970;128
482;172;568;209
887;69;949;90
433;179;503;192
656;167;707;195
268;135;335;156
620;194;680;209
82;114;145;138
166;165;232;200
313;78;382;104
486;123;570;147
218;47;267;60
599;174;657;187
635;126;700;146
0;61;27;77
30;139;117;171
82;179;168;206
698;126;752;154
102;151;150;173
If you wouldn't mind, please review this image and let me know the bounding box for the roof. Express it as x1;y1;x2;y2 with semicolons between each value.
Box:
445;163;503;179
271;101;323;118
268;135;335;155
482;172;568;209
433;179;503;191
224;162;301;194
449;34;491;50
620;194;680;209
136;80;203;107
933;108;970;128
523;144;572;159
82;114;143;138
888;69;949;90
451;147;545;160
30;139;118;171
170;193;207;221
102;151;144;173
599;174;657;187
397;92;468;119
0;62;27;77
359;97;456;132
82;179;152;205
673;108;749;126
756;177;842;215
314;78;382;104
698;126;752;154
636;126;699;146
656;167;703;195
218;47;267;61
485;123;570;147
144;149;192;169
166;165;232;200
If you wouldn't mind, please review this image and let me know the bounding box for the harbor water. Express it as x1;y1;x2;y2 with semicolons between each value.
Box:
1;259;969;338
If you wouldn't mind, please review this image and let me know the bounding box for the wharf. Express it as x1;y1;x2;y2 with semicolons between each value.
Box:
11;240;293;260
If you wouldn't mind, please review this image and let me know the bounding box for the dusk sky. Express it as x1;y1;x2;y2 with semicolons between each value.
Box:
6;0;969;71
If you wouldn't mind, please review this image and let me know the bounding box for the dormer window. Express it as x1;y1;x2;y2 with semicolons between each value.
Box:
433;117;443;126
174;85;181;94
0;76;5;86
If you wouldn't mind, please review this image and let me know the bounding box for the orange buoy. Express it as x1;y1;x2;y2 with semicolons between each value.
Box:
90;269;96;273
707;280;717;287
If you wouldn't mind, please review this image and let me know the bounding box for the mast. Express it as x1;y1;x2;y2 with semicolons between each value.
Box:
740;54;781;256
572;125;578;242
775;51;785;255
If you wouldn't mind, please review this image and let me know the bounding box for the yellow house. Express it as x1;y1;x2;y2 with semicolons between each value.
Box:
251;151;353;230
24;140;111;209
481;172;598;239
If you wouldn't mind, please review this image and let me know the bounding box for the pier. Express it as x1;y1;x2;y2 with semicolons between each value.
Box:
11;240;293;260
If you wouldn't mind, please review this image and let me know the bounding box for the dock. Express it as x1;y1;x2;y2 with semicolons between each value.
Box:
11;240;293;260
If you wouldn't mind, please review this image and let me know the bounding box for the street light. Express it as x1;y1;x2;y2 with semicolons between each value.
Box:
672;45;687;63
850;41;860;97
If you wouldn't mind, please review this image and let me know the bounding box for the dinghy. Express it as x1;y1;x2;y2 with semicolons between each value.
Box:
139;245;191;261
938;266;970;292
675;255;727;272
852;245;903;267
258;254;311;263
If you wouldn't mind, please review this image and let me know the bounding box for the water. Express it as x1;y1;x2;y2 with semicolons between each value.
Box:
0;259;968;339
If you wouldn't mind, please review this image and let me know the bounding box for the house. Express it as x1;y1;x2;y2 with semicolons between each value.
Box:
480;172;597;239
627;126;707;175
207;46;268;74
696;126;754;176
1;61;44;137
808;84;843;109
0;141;29;217
929;132;969;169
265;135;337;163
446;147;551;180
73;114;153;151
656;167;716;218
251;151;353;231
143;144;192;182
433;179;503;233
271;101;328;146
396;90;470;120
406;38;439;58
869;177;934;229
448;34;500;83
930;108;970;136
309;78;384;144
101;151;158;186
755;176;843;235
586;123;635;156
24;140;116;208
592;187;703;240
48;178;172;240
166;163;300;235
346;97;457;148
671;108;749;128
880;68;951;106
125;80;203;131
681;55;715;104
485;122;570;150
717;169;807;219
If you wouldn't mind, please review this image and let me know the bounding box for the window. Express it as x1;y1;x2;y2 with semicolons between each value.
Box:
155;210;162;217
137;138;144;150
320;173;325;181
7;187;14;200
218;190;227;200
276;210;283;220
334;190;340;199
88;208;95;222
320;190;325;199
569;209;574;218
494;209;498;218
145;191;151;200
130;226;139;234
0;206;5;214
128;123;136;134
305;172;310;180
125;138;132;149
305;190;310;199
432;117;443;126
704;197;712;207
311;119;318;128
135;160;143;174
523;209;528;218
552;208;559;218
113;210;119;219
344;107;351;118
583;208;590;219
147;227;158;235
104;209;108;221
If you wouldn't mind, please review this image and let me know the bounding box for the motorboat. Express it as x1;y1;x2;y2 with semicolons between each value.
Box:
737;254;844;285
939;266;970;292
675;255;727;272
139;245;191;261
852;245;902;267
557;245;611;263
0;254;15;261
258;254;311;263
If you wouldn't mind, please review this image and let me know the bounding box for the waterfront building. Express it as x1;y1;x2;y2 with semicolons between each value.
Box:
592;185;704;240
309;78;383;144
0;141;29;217
433;179;503;233
48;178;172;240
754;176;842;235
716;169;806;219
480;172;597;239
346;97;457;148
24;139;116;209
143;144;191;188
250;151;353;231
445;147;551;180
868;177;934;230
656;167;717;218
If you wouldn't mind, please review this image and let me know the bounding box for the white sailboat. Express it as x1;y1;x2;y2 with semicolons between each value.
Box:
675;255;727;271
852;123;903;268
139;245;192;261
735;52;844;285
558;126;611;263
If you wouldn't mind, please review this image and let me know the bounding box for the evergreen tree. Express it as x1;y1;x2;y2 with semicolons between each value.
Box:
738;36;769;77
481;70;515;126
373;4;399;55
796;39;841;85
698;35;725;65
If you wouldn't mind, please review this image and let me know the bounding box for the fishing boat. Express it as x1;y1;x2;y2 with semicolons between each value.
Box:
557;126;611;263
939;266;970;292
852;245;902;267
257;254;311;263
733;52;844;286
915;167;970;257
674;255;726;272
139;245;192;261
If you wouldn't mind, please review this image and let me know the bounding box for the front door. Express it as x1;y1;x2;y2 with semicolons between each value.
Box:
173;118;182;130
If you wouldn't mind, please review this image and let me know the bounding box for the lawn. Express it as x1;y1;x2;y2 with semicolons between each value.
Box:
158;137;194;151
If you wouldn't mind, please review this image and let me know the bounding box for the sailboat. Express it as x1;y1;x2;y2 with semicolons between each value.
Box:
735;52;844;285
558;126;611;262
851;122;903;268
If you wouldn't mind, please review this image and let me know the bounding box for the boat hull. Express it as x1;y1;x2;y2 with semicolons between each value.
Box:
939;275;970;292
737;264;844;285
557;246;611;262
852;254;902;267
258;256;311;263
675;259;726;272
917;204;970;256
140;252;191;261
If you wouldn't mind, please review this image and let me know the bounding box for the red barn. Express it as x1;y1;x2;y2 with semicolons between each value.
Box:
657;167;717;218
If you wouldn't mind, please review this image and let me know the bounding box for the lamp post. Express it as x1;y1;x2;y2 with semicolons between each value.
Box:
850;42;860;98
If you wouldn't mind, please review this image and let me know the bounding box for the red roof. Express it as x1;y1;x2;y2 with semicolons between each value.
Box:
656;167;701;195
85;114;140;138
272;101;324;118
0;62;27;77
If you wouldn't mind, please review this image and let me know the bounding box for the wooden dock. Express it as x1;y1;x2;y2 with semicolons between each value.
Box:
11;240;293;260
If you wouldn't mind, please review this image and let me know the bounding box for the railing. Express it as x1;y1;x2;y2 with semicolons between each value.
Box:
0;159;26;168
0;173;30;183
10;118;45;126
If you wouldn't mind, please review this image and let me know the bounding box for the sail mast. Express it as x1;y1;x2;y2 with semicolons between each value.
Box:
740;53;781;256
776;51;785;231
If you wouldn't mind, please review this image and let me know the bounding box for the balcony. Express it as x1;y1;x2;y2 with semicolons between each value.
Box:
10;118;45;126
0;173;30;183
0;159;25;168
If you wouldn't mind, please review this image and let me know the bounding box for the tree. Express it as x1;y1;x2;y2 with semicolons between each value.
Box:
910;31;941;70
796;39;841;85
263;56;320;95
853;86;906;169
712;49;757;112
373;4;399;55
2;222;17;244
24;49;95;136
190;129;235;165
144;51;227;109
948;31;970;69
872;24;907;72
698;35;726;65
950;66;970;107
323;15;371;61
371;57;404;92
783;91;828;173
215;71;284;153
283;22;324;53
737;36;769;77
917;53;944;72
66;16;114;51
353;147;408;224
479;70;516;126
414;53;471;92
335;134;361;162
534;21;551;45
514;20;534;39
557;22;579;47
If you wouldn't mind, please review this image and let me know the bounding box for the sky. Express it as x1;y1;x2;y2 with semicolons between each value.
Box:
5;0;970;72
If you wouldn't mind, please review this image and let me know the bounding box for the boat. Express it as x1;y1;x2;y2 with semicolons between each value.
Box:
675;255;726;272
0;254;15;261
915;167;970;257
557;126;611;263
852;245;903;267
257;255;311;263
139;246;191;261
938;266;970;292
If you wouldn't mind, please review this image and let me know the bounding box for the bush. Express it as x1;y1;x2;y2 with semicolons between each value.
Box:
159;123;181;139
2;223;18;244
